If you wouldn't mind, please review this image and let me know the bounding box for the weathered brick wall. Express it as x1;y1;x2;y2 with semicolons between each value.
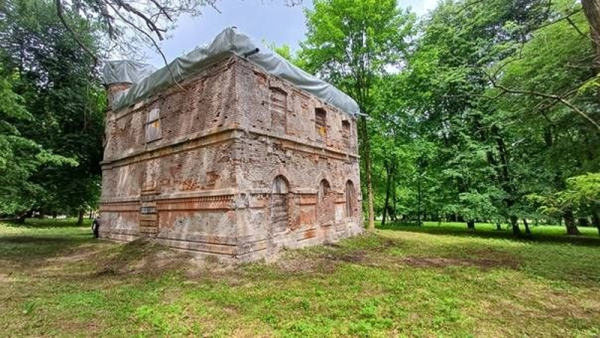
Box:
103;58;239;162
100;55;363;261
100;57;241;243
232;58;363;259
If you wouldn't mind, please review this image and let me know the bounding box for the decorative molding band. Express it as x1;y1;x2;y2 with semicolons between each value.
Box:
102;125;358;171
100;201;140;213
156;189;238;201
157;195;234;211
156;237;237;256
243;128;359;160
100;197;140;204
102;128;237;169
298;194;318;205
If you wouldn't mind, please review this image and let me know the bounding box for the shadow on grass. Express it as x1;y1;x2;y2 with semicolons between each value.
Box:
377;223;600;247
0;216;96;261
0;235;95;260
4;218;92;229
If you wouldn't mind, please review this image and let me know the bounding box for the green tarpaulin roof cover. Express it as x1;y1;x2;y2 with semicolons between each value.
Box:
101;27;360;116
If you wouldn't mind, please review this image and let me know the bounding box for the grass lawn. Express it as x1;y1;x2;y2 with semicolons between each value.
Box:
1;219;599;337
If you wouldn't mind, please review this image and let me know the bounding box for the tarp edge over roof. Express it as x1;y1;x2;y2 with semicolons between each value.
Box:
102;27;360;116
101;60;156;85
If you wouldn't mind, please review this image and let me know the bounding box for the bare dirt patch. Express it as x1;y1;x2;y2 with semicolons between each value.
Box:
94;239;193;277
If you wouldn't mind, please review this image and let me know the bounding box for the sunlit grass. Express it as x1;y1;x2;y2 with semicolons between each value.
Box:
1;219;599;336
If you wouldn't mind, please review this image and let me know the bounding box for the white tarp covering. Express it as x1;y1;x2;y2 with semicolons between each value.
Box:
101;60;156;84
101;27;360;116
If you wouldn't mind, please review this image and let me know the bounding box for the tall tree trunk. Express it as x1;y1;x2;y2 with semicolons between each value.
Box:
77;209;85;226
417;172;422;226
563;210;581;235
496;222;502;231
592;210;600;236
467;220;475;229
523;218;531;235
17;209;33;224
491;128;522;236
359;116;375;231
582;0;600;73
391;173;397;223
381;162;393;227
510;215;521;235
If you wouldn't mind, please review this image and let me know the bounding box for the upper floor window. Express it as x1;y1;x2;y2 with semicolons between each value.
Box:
145;108;161;143
342;120;350;146
315;108;327;142
270;87;287;132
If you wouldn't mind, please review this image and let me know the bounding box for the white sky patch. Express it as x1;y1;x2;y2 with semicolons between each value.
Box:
144;0;440;68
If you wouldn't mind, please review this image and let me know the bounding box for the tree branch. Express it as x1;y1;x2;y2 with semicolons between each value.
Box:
55;0;98;64
105;0;185;91
483;71;600;131
111;0;166;40
148;0;173;21
566;16;594;42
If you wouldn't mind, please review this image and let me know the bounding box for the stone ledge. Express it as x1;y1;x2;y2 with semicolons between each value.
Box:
101;126;359;170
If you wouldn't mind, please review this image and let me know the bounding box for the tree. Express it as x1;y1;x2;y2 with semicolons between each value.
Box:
300;0;415;230
582;0;600;73
0;65;75;217
51;0;220;62
52;0;301;65
0;0;105;220
529;173;600;236
491;2;600;234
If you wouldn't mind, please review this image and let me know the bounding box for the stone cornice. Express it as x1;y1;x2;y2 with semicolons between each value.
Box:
101;127;359;169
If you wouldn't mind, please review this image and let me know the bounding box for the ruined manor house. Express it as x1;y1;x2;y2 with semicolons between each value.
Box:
99;28;363;261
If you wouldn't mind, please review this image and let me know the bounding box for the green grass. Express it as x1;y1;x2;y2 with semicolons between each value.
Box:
1;219;600;337
379;221;600;245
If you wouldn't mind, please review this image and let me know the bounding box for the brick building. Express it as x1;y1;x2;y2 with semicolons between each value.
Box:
100;28;363;261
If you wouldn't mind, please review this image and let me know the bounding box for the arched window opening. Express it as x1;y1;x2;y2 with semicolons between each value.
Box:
317;179;334;224
270;175;290;232
346;180;356;217
318;179;331;201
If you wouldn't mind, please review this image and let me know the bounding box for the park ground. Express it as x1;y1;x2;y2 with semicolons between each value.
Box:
1;220;599;337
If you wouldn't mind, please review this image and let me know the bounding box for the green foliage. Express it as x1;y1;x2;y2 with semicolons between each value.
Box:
563;173;600;206
309;0;600;231
529;173;600;217
262;40;304;67
0;66;75;215
301;0;415;106
0;0;105;216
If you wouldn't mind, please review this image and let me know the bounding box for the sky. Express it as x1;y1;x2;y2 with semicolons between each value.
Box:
146;0;438;68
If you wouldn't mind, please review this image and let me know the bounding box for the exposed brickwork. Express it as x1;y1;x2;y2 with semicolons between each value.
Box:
100;55;363;262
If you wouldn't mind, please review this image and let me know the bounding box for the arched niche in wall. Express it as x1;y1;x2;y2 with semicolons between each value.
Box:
270;175;290;233
317;179;334;225
345;180;357;217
